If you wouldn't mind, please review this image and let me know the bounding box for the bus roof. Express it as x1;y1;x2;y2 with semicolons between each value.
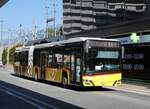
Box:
15;46;30;52
15;37;120;52
67;37;119;42
35;37;119;49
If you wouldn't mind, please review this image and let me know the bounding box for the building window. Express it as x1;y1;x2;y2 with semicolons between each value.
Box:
109;5;115;9
71;0;76;4
104;3;108;8
64;0;70;3
136;6;143;10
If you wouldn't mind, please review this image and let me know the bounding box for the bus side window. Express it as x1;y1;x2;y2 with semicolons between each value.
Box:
56;53;63;67
51;53;63;68
63;54;70;68
48;54;52;67
51;56;58;68
33;51;40;66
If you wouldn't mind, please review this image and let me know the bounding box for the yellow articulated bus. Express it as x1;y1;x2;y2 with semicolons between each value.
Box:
13;37;122;87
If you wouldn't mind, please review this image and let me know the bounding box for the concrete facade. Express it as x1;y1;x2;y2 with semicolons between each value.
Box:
63;0;150;35
65;17;150;39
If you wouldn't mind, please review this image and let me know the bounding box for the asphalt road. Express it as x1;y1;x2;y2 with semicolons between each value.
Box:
0;68;150;109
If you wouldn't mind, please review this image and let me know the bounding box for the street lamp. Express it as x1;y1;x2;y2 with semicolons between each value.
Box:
45;6;49;39
45;0;57;38
0;20;4;42
47;18;54;23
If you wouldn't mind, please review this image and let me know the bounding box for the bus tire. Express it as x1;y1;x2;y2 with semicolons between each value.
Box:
62;74;68;88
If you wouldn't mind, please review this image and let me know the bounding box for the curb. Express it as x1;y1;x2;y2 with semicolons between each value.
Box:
110;86;150;96
0;68;13;73
105;81;150;96
122;78;150;89
123;78;150;84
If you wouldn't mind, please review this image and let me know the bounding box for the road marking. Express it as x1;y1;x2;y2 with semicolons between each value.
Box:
0;88;44;109
0;87;6;92
5;91;45;109
0;84;59;109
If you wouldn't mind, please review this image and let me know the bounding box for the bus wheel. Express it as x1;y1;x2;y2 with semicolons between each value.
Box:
34;72;38;81
62;74;68;87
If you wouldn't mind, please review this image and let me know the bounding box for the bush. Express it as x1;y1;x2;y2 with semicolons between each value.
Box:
2;47;8;65
9;46;16;64
9;44;22;64
2;44;22;65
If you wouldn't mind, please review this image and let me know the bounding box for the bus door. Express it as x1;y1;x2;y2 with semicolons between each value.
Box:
75;53;82;83
40;52;47;80
70;52;81;84
70;54;75;83
75;55;81;83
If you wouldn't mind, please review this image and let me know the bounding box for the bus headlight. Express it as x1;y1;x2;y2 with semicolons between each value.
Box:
113;80;122;86
83;79;95;86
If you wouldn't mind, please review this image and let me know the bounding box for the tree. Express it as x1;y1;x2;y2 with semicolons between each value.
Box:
9;46;16;64
48;28;55;37
2;47;8;65
48;28;61;38
9;44;22;64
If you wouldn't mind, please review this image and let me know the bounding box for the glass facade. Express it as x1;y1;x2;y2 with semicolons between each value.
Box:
123;44;150;80
63;0;150;35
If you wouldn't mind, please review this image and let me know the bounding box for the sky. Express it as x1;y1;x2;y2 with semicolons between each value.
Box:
0;0;63;31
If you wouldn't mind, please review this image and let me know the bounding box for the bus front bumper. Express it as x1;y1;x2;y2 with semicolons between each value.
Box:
82;73;122;87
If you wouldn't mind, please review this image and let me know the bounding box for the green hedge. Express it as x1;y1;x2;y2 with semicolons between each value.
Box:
9;44;22;64
2;44;22;65
9;46;16;64
2;47;8;65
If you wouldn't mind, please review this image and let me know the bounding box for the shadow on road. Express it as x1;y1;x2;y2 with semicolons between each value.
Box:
68;86;115;92
11;73;115;92
0;80;84;109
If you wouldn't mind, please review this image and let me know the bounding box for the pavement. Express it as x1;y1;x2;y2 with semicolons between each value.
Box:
105;79;150;96
2;66;150;96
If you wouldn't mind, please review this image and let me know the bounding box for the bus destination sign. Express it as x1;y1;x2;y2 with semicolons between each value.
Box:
89;40;120;48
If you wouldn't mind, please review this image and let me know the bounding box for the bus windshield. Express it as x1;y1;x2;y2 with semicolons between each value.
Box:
85;48;121;73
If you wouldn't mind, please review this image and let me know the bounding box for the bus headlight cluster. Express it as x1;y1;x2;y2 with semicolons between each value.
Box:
83;79;92;82
113;80;121;86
